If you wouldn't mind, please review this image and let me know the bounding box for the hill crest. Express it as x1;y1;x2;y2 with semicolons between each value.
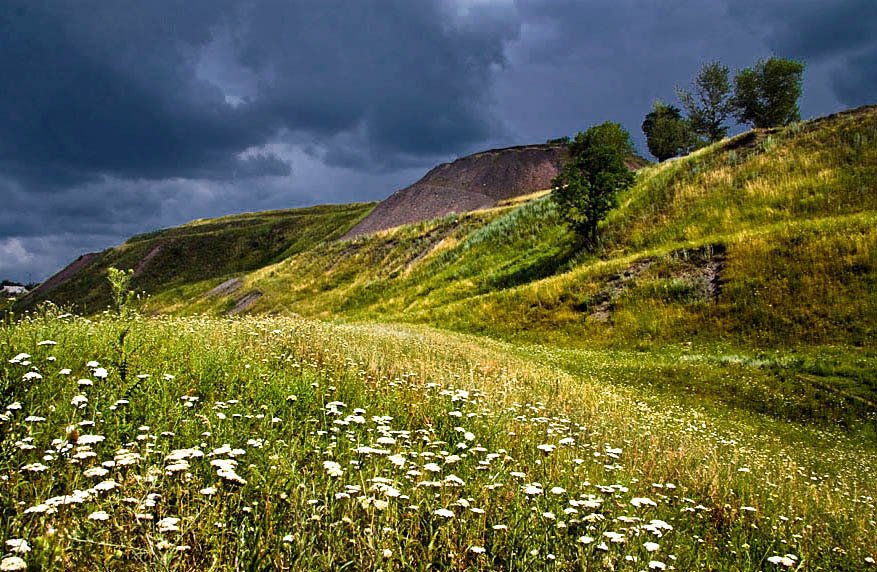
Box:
343;143;570;238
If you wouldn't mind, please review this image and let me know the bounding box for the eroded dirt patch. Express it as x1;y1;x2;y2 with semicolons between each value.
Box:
228;290;262;315
584;244;726;322
207;278;243;298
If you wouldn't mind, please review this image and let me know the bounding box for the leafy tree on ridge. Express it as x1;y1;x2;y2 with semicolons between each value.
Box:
641;101;697;161
552;122;635;248
733;57;805;128
676;61;733;143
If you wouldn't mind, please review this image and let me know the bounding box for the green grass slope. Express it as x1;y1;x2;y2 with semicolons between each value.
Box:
16;203;375;315
184;106;876;352
1;313;875;570
2;106;876;571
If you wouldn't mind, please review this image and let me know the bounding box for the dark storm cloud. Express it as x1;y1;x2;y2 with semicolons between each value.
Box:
492;1;768;152
0;0;519;281
726;0;877;107
2;0;875;283
0;0;516;190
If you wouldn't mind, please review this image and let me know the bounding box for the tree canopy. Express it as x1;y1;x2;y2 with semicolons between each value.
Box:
552;122;635;247
641;101;696;161
676;61;733;143
733;58;805;128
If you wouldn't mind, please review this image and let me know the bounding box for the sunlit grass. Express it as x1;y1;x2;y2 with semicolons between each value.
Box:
2;310;875;569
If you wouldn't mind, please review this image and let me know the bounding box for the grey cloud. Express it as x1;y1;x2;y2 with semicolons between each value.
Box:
0;1;518;191
726;0;877;107
2;1;875;283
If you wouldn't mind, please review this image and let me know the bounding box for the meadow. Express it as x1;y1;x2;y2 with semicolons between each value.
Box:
1;307;875;570
4;107;876;570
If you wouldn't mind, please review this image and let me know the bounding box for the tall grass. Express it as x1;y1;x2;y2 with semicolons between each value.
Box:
1;311;875;570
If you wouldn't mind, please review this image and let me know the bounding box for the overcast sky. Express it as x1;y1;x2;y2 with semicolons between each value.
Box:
1;0;875;282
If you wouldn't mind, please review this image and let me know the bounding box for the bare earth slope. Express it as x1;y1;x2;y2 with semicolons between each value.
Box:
343;144;569;238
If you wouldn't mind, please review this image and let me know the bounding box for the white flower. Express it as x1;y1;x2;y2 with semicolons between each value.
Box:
93;480;119;492
536;444;556;453
578;536;594;545
282;535;294;543
648;561;667;570
323;461;344;477
523;483;543;495
644;542;660;552
23;371;42;381
432;508;454;518
166;448;204;462
382;548;393;558
354;446;390;456
767;555;797;567
37;340;57;346
71;394;88;408
157;517;181;533
83;467;110;478
603;531;625;543
21;463;49;472
24;504;54;514
5;539;30;554
213;460;246;484
549;486;566;495
165;462;190;473
77;434;105;445
200;487;217;496
469;546;486;554
0;556;27;571
9;353;30;364
631;497;657;508
89;510;110;521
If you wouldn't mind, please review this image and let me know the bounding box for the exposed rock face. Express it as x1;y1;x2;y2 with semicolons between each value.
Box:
20;253;99;303
207;278;243;298
343;144;569;239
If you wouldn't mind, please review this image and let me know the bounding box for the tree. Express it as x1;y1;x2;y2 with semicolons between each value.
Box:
552;122;635;247
732;57;805;128
676;61;733;143
641;101;696;161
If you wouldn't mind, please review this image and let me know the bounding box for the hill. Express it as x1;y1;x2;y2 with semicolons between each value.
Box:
16;105;877;355
3;106;876;570
343;144;569;239
154;106;876;349
16;203;374;314
345;143;649;239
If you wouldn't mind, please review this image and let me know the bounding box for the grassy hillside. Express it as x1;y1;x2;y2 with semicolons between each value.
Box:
15;203;375;315
164;107;876;352
2;106;876;570
1;312;874;570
